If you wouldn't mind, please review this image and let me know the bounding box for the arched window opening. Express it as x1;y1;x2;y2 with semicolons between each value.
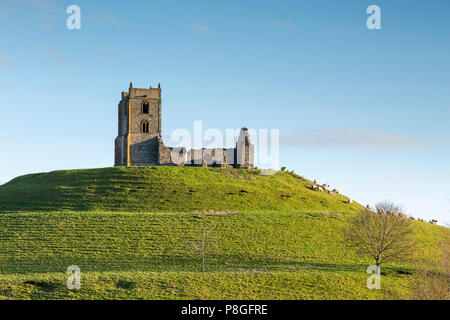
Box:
142;101;149;114
141;120;150;133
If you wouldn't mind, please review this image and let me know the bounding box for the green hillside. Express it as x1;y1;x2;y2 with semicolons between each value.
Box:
0;167;447;300
0;166;362;213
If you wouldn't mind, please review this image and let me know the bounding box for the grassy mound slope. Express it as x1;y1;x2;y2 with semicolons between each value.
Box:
0;167;446;299
0;211;446;299
0;167;362;213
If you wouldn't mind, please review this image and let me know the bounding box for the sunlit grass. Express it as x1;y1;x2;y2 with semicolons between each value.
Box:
0;167;446;299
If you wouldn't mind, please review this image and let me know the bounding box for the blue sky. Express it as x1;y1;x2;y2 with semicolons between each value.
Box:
0;0;449;224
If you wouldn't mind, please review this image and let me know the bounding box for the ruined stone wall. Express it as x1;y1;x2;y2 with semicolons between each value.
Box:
163;128;255;169
226;148;235;166
158;140;172;165
187;148;231;167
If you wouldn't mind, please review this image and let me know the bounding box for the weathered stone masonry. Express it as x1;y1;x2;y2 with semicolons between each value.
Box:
115;82;254;168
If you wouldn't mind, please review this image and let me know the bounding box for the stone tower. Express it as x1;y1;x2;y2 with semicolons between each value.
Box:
115;82;174;166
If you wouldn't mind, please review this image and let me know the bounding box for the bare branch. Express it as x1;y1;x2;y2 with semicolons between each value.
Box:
343;201;414;267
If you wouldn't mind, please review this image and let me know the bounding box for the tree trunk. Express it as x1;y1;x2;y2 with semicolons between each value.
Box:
201;229;205;273
376;262;381;276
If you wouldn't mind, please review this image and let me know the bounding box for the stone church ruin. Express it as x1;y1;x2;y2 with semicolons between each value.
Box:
114;82;254;168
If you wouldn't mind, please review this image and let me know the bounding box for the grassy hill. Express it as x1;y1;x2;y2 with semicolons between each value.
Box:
0;167;447;300
0;166;362;213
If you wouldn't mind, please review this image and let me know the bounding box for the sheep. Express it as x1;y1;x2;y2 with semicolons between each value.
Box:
386;211;397;217
311;184;325;192
281;167;286;171
322;184;329;191
366;204;372;210
377;208;386;214
332;188;339;194
328;191;336;196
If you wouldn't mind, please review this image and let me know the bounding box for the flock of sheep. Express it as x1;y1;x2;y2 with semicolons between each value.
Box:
311;179;341;197
309;178;438;225
365;204;438;224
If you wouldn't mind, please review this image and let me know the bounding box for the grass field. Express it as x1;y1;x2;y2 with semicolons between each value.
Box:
0;167;447;299
0;166;362;213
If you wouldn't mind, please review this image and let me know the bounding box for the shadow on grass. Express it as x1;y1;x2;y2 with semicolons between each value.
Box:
23;281;59;292
2;255;382;275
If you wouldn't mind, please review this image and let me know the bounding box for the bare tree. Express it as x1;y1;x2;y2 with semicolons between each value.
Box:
190;225;215;272
344;201;414;274
200;227;206;272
